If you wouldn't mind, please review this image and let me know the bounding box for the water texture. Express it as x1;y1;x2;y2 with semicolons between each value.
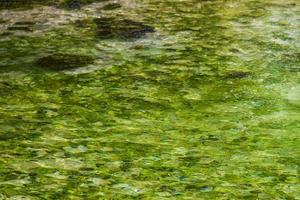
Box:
0;0;299;199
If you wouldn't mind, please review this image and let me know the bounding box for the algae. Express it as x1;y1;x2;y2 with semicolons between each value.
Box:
0;0;299;199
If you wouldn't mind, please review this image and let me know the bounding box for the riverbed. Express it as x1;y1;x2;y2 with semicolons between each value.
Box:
0;0;299;199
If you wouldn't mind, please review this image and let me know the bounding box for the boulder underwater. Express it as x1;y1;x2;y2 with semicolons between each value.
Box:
94;17;155;39
7;21;36;32
102;3;122;10
0;0;108;10
64;0;82;9
224;71;251;79
61;0;113;9
36;53;94;70
0;0;34;9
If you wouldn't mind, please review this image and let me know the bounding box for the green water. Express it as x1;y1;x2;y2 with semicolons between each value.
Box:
0;0;299;199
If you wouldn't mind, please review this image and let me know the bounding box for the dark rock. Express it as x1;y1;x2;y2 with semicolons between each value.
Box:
14;21;36;26
0;0;38;9
6;21;36;32
7;26;33;32
74;18;93;28
0;32;13;36
0;81;10;88
36;53;94;70
224;71;250;79
64;0;81;9
0;0;107;10
61;0;112;9
94;17;155;39
102;3;122;10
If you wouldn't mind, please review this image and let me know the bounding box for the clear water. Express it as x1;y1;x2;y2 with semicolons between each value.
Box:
0;0;299;199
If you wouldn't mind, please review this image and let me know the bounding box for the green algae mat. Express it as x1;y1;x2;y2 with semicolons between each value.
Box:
0;0;299;199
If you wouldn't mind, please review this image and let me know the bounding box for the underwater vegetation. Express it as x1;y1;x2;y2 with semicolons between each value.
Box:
0;0;299;199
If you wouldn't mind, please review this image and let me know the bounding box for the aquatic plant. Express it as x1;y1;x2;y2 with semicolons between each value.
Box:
0;0;299;199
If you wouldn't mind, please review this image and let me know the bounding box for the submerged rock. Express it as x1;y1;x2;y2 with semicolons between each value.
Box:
37;53;94;70
0;80;10;88
61;0;117;9
63;0;82;9
7;26;33;31
6;21;36;32
224;71;250;79
0;0;30;9
102;3;122;10
0;32;12;36
14;21;36;26
94;17;155;39
0;0;107;10
0;0;50;9
7;26;33;32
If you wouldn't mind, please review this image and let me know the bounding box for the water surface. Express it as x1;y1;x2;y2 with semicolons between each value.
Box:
0;0;299;199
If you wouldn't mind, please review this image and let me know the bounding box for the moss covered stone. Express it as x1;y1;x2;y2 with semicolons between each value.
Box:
0;19;7;24
0;0;49;9
224;71;251;79
94;17;155;39
0;0;108;10
6;21;36;32
102;2;121;10
61;0;107;9
36;53;94;70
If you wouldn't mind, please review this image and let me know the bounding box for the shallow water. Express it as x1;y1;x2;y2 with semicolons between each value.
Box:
0;0;299;199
